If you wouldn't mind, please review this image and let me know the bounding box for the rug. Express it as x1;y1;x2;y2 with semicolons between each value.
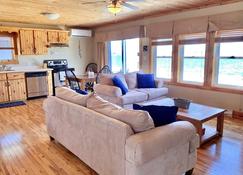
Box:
0;101;26;109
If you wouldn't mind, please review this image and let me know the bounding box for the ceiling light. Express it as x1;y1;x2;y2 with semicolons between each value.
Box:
107;3;121;15
41;12;60;20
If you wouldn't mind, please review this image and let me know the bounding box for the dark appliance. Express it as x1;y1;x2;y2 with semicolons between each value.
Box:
43;59;74;95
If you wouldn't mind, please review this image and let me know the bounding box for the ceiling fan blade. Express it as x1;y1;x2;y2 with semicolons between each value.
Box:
82;0;106;5
122;2;139;10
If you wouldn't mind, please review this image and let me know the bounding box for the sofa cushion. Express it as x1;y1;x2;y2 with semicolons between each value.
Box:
112;76;128;95
87;95;155;133
125;72;138;89
137;73;156;88
133;104;178;127
136;87;168;100
120;90;148;105
55;87;91;107
100;73;128;89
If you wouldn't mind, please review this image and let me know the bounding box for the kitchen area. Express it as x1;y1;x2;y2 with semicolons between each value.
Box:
0;25;94;105
0;65;53;103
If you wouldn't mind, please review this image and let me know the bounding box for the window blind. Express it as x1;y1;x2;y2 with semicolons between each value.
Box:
179;33;206;45
215;29;243;43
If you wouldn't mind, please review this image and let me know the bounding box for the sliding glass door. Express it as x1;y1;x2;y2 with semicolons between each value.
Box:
109;38;139;73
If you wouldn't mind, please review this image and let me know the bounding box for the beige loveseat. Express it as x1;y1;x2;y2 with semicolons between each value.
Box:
43;87;198;175
94;72;168;108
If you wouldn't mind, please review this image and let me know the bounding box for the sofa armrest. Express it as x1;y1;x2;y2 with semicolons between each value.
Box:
94;84;122;97
155;78;164;88
125;121;198;165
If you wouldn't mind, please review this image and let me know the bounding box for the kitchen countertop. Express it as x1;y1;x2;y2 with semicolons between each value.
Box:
0;68;53;74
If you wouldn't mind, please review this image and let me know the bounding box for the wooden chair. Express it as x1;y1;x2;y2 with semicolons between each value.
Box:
85;63;98;92
96;65;112;84
85;63;98;73
65;69;81;90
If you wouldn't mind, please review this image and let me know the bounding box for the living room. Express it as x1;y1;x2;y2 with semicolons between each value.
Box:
0;0;243;175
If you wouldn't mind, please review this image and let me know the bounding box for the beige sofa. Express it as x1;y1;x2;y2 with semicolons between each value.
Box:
94;72;168;108
43;88;199;175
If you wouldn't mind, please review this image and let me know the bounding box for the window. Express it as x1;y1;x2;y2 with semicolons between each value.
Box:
109;40;123;73
214;30;243;88
109;38;139;73
0;33;17;63
152;38;173;79
125;38;140;73
179;34;206;84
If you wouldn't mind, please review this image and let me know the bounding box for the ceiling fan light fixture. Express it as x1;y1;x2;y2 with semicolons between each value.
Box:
107;3;121;15
41;12;60;20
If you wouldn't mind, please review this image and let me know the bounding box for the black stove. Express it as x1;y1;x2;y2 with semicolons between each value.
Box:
43;59;74;95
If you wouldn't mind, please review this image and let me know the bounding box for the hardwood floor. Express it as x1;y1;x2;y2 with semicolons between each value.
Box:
0;99;242;175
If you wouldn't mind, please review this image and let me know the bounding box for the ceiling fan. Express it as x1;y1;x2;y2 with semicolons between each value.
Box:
81;0;145;15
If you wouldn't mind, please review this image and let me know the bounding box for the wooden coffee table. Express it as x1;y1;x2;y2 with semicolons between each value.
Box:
142;98;226;146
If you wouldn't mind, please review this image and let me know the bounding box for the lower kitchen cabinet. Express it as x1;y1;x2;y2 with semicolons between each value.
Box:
8;79;27;101
0;73;27;103
0;80;9;102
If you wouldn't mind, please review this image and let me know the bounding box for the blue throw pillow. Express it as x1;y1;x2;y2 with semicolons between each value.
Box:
112;76;128;95
133;104;178;127
75;89;88;95
137;73;156;88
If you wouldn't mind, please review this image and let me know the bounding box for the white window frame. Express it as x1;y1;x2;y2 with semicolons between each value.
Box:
178;33;206;85
152;39;173;80
213;31;243;89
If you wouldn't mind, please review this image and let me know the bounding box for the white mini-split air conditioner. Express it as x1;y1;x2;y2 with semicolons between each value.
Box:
70;29;92;37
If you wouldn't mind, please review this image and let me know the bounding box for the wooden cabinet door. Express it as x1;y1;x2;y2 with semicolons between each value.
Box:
19;29;34;55
47;31;59;43
34;30;48;55
0;81;9;102
58;31;69;44
8;79;27;101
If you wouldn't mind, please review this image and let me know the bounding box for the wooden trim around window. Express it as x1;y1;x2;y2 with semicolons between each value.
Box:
204;31;215;88
154;30;243;96
166;81;243;95
172;35;179;83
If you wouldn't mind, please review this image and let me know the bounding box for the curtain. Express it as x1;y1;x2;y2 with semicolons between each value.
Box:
173;16;208;35
209;10;243;32
95;26;141;42
146;21;173;38
97;42;106;70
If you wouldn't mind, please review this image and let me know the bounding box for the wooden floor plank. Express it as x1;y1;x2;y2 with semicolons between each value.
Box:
0;98;243;175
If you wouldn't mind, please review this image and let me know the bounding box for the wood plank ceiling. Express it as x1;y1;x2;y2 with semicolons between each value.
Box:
0;0;241;28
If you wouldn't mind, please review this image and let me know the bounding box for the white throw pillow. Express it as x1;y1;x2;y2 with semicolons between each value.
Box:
55;87;91;107
87;94;155;133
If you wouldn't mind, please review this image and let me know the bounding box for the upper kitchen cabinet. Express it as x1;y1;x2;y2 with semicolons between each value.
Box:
47;31;59;43
19;29;34;55
19;28;69;55
48;31;69;44
34;30;48;55
58;31;69;44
